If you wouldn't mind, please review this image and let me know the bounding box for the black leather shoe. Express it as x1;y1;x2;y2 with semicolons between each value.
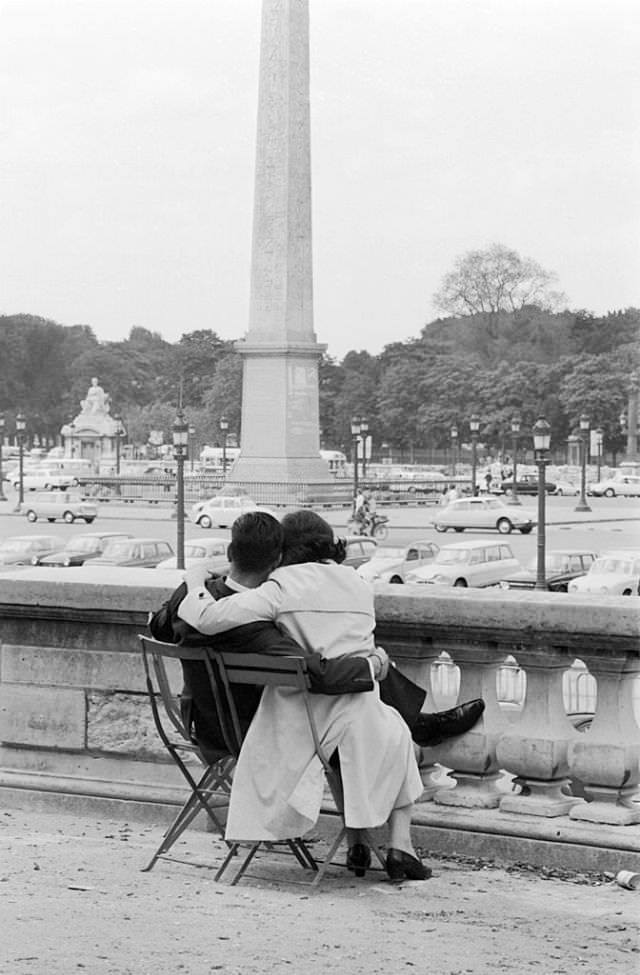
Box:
385;848;432;883
346;843;371;878
412;699;485;747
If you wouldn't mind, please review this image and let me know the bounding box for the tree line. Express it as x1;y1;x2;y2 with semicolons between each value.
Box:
0;244;637;461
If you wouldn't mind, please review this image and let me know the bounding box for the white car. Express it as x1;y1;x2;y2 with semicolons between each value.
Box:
13;467;76;491
188;495;277;529
432;497;536;535
156;536;230;571
22;491;98;524
568;551;640;596
552;479;580;497
406;539;522;588
588;475;640;498
357;540;440;584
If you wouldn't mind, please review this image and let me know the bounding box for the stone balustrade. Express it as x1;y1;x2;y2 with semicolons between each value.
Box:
0;570;639;867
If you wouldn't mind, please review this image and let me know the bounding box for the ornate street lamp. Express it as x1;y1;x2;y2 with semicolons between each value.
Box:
219;415;229;475
595;427;604;482
533;416;551;590
575;413;592;513
114;415;123;475
14;412;26;512
350;415;362;505
359;416;369;480
469;413;480;495
450;424;458;478
173;408;189;570
0;414;6;503
508;414;522;506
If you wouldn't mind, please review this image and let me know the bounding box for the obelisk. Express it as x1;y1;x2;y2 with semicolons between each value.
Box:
227;0;330;483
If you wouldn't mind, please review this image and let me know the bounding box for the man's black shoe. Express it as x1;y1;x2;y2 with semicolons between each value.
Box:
412;699;485;747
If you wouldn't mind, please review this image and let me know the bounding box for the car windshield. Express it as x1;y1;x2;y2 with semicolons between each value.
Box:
185;545;210;558
524;554;571;573
435;548;470;565
373;548;406;560
101;541;134;558
590;558;633;575
64;537;100;553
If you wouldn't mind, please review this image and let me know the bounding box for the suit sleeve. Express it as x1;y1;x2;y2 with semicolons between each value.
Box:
177;579;282;634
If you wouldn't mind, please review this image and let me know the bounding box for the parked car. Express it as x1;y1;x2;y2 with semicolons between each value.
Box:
432;497;536;534
22;491;98;524
156;536;230;571
343;535;378;569
588;474;640;498
0;534;59;565
406;539;522;588
188;495;277;529
499;549;598;592
567;551;640;596
498;474;557;496
552;479;580;497
357;540;440;584
34;532;133;567
87;537;175;568
12;467;77;491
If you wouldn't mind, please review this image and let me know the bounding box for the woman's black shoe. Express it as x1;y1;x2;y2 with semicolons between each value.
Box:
385;848;432;883
346;843;371;878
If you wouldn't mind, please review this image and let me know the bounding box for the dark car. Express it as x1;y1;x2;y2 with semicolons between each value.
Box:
87;537;175;568
34;532;133;567
0;534;59;566
499;549;598;593
498;474;557;496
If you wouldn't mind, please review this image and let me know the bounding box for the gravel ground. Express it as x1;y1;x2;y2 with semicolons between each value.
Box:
1;808;638;975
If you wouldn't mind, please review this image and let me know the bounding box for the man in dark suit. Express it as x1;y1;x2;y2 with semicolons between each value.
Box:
149;512;483;758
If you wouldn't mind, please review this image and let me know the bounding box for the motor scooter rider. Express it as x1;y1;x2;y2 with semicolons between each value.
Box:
353;489;371;533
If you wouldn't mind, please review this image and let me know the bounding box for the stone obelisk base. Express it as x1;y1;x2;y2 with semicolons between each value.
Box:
227;343;332;485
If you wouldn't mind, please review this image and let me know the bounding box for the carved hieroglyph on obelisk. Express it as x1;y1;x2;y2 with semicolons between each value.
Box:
227;0;330;483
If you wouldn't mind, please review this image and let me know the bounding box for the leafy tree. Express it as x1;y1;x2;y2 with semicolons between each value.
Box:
201;353;243;444
433;243;565;338
175;330;234;407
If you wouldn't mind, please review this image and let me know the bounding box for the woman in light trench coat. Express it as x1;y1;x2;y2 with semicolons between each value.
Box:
178;509;429;882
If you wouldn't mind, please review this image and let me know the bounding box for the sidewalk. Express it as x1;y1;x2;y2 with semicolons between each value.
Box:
2;806;638;975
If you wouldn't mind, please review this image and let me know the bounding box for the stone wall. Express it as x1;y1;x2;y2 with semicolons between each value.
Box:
1;568;639;870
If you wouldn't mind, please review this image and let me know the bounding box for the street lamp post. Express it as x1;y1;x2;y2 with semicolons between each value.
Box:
469;413;480;495
595;427;603;482
0;414;6;503
508;414;522;505
450;425;458;478
219;415;229;476
114;415;123;475
173;409;189;570
188;425;196;473
15;412;26;512
360;416;369;481
575;413;592;512
350;416;361;506
533;416;551;590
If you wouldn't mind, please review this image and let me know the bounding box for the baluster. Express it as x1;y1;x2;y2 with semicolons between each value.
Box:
568;651;640;826
497;647;582;816
431;641;509;809
390;647;445;801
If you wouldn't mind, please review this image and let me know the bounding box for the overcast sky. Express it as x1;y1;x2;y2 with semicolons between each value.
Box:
1;0;638;360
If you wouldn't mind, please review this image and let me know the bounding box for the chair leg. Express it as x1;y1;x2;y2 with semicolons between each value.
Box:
310;825;346;887
229;843;261;885
214;842;239;882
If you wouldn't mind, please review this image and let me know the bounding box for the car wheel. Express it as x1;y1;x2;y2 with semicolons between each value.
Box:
497;518;513;534
44;483;52;490
623;589;632;596
63;511;75;523
434;524;447;533
198;514;212;529
454;578;468;587
519;526;533;534
603;488;615;498
389;575;403;584
84;517;95;524
555;488;563;496
71;478;79;487
26;510;37;522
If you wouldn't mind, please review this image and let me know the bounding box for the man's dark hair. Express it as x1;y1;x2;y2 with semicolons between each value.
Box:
280;509;346;566
227;511;284;573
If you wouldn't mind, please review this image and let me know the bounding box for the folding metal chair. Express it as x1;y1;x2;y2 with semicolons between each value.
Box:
212;651;385;888
138;634;234;872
